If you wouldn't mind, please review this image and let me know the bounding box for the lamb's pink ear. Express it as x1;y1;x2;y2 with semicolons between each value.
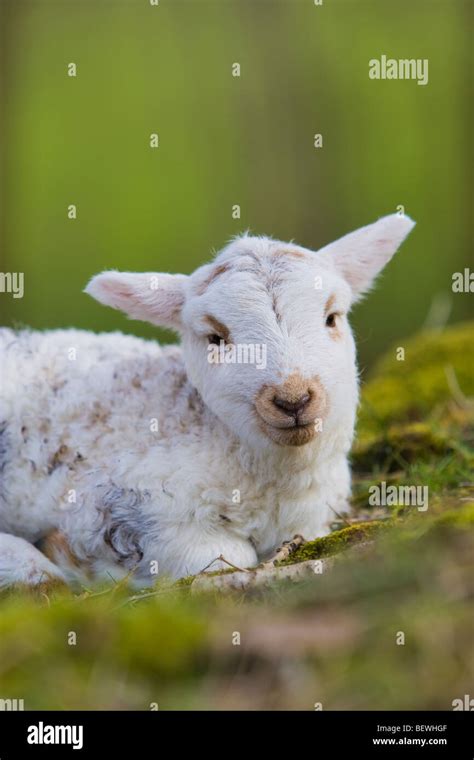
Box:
318;214;415;301
84;271;188;329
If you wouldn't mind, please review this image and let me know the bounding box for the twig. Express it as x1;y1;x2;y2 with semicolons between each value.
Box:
258;534;306;570
196;554;249;575
328;506;352;529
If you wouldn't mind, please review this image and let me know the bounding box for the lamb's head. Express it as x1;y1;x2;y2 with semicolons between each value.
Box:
85;214;415;450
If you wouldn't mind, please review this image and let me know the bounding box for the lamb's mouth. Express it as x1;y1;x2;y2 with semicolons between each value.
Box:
258;419;317;447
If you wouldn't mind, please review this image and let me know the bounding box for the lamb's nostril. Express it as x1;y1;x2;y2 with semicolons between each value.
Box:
273;393;311;415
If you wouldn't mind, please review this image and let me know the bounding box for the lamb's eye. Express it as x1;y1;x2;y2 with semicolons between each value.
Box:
325;313;337;328
207;334;223;345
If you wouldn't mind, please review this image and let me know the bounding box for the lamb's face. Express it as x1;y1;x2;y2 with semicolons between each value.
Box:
85;214;415;450
181;240;357;448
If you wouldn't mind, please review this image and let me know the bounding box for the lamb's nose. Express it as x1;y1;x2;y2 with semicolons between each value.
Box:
273;393;311;415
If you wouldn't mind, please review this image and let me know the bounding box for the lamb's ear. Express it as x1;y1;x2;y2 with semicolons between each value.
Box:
84;271;188;329
318;214;415;301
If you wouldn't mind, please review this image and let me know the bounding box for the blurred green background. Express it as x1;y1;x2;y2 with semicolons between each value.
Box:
0;0;472;367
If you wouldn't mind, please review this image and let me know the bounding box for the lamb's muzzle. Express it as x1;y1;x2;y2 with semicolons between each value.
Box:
254;374;328;446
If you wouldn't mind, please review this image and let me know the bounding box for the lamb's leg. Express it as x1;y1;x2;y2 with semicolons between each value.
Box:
157;529;259;580
0;533;67;590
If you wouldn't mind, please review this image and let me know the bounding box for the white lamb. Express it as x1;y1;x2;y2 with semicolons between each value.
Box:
0;214;415;588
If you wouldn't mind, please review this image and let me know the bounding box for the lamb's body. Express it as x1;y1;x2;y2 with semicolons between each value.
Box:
0;327;349;585
0;214;415;588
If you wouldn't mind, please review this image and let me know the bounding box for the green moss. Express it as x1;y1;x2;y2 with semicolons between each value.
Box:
352;422;456;473
351;324;474;512
278;520;388;565
281;503;474;570
173;575;195;588
358;321;474;440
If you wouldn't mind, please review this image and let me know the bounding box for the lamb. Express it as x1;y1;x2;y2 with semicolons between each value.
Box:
0;214;415;588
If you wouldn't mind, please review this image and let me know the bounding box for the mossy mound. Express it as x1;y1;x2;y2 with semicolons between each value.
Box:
349;322;473;518
357;321;473;440
352;422;456;472
0;502;472;709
